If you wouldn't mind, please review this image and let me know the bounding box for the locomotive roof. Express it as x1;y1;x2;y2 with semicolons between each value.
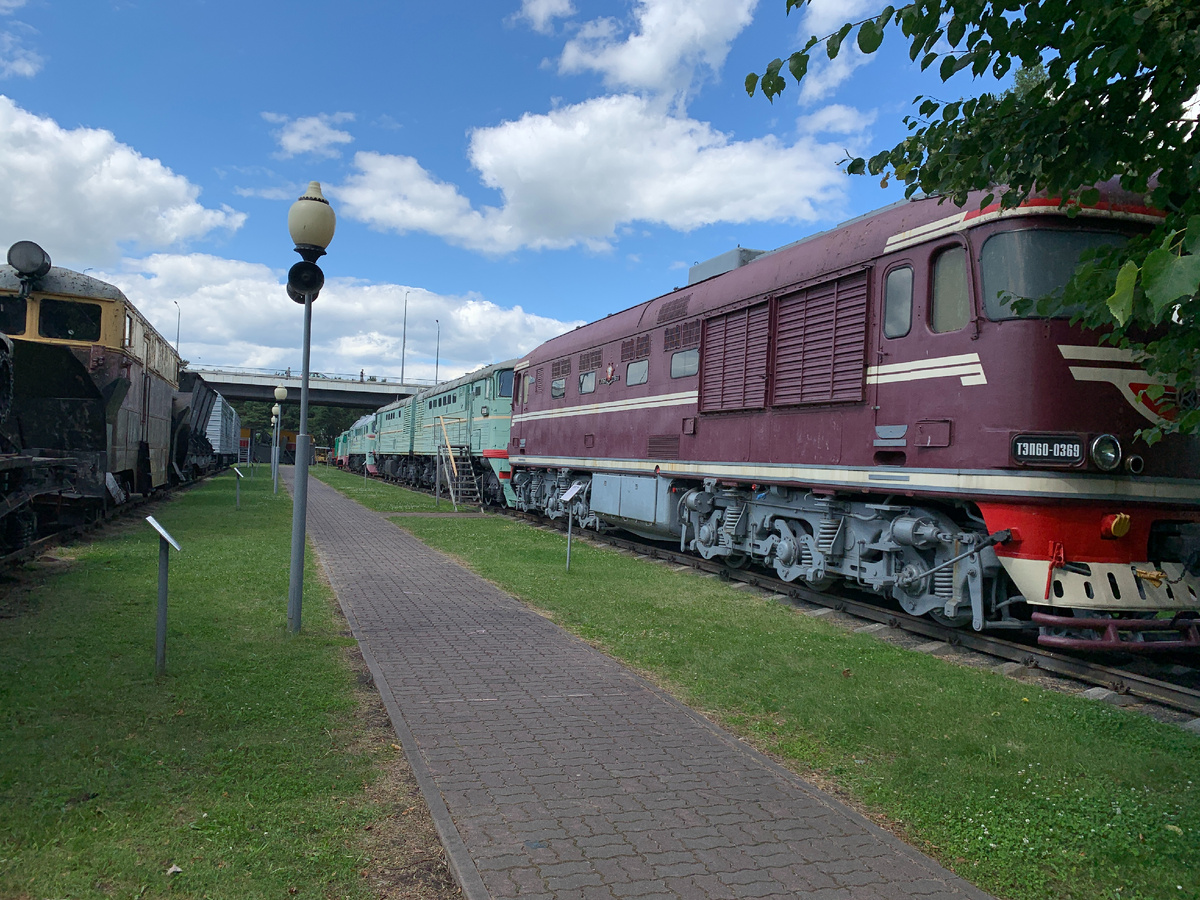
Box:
517;183;1156;366
0;264;129;303
375;358;520;413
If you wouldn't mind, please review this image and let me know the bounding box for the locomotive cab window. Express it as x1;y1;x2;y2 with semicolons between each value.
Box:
626;359;648;386
551;377;566;399
980;229;1127;319
930;246;970;333
670;348;698;378
497;370;514;398
579;371;596;394
39;298;102;342
0;296;26;335
883;266;913;338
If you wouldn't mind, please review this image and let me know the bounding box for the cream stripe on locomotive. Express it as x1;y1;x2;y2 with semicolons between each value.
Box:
512;390;698;424
865;353;988;387
511;454;1200;505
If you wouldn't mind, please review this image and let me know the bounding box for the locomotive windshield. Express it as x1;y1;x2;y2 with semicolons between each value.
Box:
979;228;1126;319
0;296;26;335
497;370;514;398
38;298;103;341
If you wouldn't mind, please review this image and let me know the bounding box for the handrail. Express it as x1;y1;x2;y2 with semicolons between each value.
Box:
438;417;458;478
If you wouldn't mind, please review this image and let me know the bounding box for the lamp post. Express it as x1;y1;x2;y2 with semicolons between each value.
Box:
271;403;282;494
285;181;335;634
273;385;287;495
435;318;440;383
400;290;409;384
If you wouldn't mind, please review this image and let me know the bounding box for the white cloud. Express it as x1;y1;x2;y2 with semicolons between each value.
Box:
335;94;847;254
0;96;244;265
262;112;355;159
103;253;579;381
799;45;872;103
800;103;874;136
518;0;575;34
0;1;29;12
559;0;757;104
0;19;41;78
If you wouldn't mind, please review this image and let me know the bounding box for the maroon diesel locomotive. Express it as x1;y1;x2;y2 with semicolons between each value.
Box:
507;186;1200;650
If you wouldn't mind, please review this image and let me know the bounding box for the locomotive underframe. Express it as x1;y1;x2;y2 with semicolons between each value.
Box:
375;451;508;506
512;466;1200;649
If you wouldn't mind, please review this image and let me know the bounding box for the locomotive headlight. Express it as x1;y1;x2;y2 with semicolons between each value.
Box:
1090;434;1122;471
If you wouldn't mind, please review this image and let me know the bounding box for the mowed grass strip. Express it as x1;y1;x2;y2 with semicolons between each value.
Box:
309;466;445;513
393;513;1200;900
0;473;379;900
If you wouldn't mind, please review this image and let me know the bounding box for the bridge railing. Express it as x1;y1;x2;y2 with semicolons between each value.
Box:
188;364;439;387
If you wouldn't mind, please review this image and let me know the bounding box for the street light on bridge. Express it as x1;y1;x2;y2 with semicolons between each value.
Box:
285;181;335;634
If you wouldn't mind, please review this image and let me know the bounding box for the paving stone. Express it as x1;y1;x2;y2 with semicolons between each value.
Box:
293;471;997;900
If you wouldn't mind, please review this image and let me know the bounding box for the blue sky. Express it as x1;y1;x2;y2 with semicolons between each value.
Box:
0;0;991;383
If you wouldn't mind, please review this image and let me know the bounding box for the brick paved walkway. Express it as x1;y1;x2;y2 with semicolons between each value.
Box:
293;471;996;900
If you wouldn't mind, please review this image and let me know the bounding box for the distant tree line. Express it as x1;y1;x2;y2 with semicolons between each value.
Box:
231;400;363;448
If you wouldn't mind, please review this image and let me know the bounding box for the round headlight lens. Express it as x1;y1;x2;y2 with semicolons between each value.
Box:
1090;434;1122;471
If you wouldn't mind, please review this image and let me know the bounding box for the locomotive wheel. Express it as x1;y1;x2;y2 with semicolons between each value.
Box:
929;608;973;628
724;553;750;569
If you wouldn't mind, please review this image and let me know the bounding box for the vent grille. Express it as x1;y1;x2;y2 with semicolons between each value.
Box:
657;294;691;323
664;319;701;351
578;348;603;371
648;434;680;459
551;358;572;378
535;367;544;393
621;334;652;361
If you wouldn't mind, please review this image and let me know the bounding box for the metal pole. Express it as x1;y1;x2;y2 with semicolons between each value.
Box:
155;535;169;676
566;509;573;572
435;319;440;383
400;290;408;384
236;474;240;509
434;450;441;509
287;290;314;633
272;418;279;495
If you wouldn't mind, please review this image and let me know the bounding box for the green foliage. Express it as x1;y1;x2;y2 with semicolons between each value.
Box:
233;400;363;447
748;0;1200;436
0;475;380;899
396;514;1200;900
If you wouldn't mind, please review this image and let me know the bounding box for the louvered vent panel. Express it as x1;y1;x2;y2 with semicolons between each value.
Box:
700;303;769;412
579;349;603;371
772;271;868;406
657;294;691;323
648;434;680;459
551;358;572;378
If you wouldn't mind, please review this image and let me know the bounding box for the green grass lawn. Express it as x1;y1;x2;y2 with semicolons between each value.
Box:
308;466;446;513
391;513;1200;900
0;473;380;900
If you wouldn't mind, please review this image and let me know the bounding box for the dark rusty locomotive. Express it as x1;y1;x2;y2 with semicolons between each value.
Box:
507;187;1200;650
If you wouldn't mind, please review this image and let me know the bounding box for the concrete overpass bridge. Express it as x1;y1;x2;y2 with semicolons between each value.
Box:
188;366;432;409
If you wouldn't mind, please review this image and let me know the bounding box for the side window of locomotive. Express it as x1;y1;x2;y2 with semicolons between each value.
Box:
522;374;533;403
670;348;698;378
930;246;970;333
0;296;26;335
883;266;913;338
579;371;596;394
124;312;133;347
626;359;649;386
498;370;514;398
39;298;102;341
551;378;566;399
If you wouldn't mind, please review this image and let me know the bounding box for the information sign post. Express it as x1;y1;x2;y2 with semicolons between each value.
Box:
145;516;182;677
